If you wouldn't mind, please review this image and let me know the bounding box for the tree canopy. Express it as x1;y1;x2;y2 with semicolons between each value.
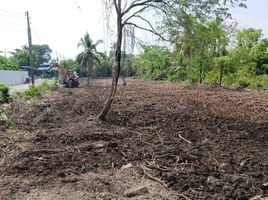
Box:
10;44;52;67
77;32;103;84
0;56;19;71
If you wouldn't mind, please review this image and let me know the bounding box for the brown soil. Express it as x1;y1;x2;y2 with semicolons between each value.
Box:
0;78;267;200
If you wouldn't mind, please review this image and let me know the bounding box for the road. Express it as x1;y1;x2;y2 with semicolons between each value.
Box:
10;79;45;93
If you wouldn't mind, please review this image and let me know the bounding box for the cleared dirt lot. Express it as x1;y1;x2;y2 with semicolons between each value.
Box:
0;78;267;199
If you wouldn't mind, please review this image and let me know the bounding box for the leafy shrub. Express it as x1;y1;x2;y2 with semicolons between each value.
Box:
38;80;58;92
222;73;235;86
23;85;40;100
204;71;219;85
0;83;10;103
23;80;58;100
248;75;268;89
0;106;13;127
239;79;251;88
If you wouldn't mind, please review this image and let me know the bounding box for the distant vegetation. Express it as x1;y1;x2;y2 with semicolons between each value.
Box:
0;56;19;70
132;27;268;89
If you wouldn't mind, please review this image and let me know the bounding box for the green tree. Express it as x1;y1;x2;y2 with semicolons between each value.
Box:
10;44;52;67
32;44;52;66
212;56;233;86
77;32;103;85
250;40;268;75
228;28;267;74
0;56;19;70
134;45;172;80
60;59;77;71
93;52;113;77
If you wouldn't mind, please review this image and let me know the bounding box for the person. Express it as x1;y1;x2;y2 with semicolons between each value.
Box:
24;76;31;84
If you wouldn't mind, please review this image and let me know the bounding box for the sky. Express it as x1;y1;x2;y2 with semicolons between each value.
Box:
0;0;268;60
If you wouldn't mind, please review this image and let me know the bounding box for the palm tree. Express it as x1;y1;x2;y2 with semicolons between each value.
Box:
77;32;103;85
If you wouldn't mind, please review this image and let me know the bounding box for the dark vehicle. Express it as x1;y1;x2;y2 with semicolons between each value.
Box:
64;71;79;88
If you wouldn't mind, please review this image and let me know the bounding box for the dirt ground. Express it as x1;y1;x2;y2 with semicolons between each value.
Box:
0;78;267;200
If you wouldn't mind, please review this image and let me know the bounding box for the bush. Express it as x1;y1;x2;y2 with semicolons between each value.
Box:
23;80;58;100
239;79;251;88
248;75;268;89
204;71;219;85
38;80;58;92
0;83;10;103
0;106;13;127
23;85;40;100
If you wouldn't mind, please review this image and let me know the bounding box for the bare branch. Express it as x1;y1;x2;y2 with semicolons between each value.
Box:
113;0;119;13
147;3;168;16
122;0;162;17
124;21;168;41
123;4;150;24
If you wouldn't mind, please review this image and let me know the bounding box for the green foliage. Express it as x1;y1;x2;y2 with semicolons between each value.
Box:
238;79;251;88
37;80;58;93
0;83;10;103
0;106;13;127
92;52;113;77
23;85;41;100
253;75;268;89
0;56;19;70
10;44;52;67
76;32;103;78
94;62;112;77
23;80;58;100
47;69;59;79
60;59;77;71
204;71;219;85
134;45;172;80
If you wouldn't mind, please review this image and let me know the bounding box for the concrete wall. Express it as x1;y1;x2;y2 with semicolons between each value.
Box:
0;70;28;86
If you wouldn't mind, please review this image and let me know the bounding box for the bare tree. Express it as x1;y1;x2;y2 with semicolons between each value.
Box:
98;0;166;120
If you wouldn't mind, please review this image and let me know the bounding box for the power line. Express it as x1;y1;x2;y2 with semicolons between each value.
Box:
0;18;24;27
0;9;24;18
0;8;24;16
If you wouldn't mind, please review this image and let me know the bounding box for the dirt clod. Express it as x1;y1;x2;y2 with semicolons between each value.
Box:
124;186;149;198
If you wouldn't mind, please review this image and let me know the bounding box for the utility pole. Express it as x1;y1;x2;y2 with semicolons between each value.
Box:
26;11;34;85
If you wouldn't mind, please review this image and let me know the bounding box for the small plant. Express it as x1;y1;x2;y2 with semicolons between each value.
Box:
256;82;263;89
0;83;10;103
23;85;41;100
0;106;13;127
22;80;58;100
204;71;219;85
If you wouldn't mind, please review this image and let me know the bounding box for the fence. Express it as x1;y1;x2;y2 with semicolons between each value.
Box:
0;70;28;86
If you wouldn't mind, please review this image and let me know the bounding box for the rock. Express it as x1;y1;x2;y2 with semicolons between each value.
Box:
123;186;149;198
121;163;133;170
261;182;268;190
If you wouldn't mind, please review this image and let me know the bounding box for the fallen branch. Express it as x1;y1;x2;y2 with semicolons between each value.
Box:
140;165;168;188
178;134;193;145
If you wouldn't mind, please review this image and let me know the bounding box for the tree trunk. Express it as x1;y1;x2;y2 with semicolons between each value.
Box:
98;0;122;120
219;65;223;86
90;58;93;79
121;73;127;86
87;59;94;85
87;60;90;85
